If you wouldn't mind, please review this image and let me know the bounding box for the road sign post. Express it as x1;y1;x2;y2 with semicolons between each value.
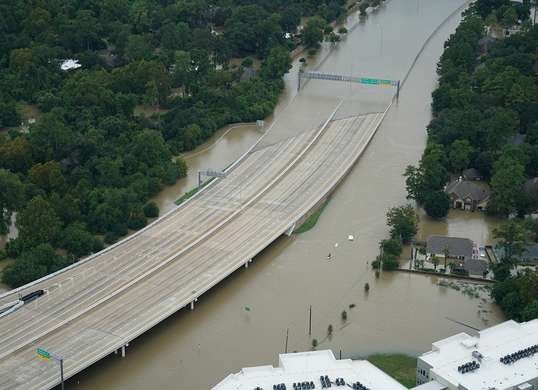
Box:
198;169;227;187
37;348;64;390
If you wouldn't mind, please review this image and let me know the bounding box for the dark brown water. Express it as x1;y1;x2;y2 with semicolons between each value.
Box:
66;1;504;388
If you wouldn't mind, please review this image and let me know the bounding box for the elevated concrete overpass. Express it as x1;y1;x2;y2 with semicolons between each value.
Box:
0;102;390;389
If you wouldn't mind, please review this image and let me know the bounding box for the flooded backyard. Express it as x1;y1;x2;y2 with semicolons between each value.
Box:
2;1;507;388
417;209;502;246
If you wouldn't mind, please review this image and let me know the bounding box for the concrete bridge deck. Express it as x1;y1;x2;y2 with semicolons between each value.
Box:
0;108;387;389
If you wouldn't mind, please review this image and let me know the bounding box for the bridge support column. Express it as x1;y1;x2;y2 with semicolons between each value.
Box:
121;345;126;358
190;301;195;310
244;261;249;268
285;223;296;236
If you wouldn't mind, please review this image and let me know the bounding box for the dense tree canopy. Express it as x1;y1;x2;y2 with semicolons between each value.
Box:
405;2;538;218
401;0;538;322
0;0;349;287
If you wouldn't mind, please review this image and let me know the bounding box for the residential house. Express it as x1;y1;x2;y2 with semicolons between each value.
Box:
445;179;490;212
426;236;473;262
426;235;488;277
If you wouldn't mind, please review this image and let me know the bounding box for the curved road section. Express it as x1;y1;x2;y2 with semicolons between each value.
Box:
0;102;388;389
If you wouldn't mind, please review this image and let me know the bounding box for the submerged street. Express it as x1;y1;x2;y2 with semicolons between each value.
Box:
69;1;503;389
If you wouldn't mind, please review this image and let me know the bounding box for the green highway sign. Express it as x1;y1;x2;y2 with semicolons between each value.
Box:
358;78;398;86
36;347;65;389
37;348;51;360
359;78;379;85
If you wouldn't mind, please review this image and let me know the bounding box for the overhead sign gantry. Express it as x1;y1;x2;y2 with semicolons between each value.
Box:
298;70;401;99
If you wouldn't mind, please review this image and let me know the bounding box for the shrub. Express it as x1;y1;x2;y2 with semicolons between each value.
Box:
381;238;402;257
143;202;160;218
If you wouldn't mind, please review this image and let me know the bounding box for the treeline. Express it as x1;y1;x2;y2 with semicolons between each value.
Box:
404;0;538;219
0;0;349;287
372;205;418;271
403;0;538;322
491;218;538;321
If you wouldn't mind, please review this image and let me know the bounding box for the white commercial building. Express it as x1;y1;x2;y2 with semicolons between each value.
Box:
213;350;407;390
415;319;538;390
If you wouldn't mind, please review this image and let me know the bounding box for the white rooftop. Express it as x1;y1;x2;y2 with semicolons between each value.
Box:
419;319;538;390
213;350;407;390
60;59;82;71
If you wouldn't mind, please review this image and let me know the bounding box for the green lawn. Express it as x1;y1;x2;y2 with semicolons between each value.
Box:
367;354;417;388
294;202;327;234
175;186;201;205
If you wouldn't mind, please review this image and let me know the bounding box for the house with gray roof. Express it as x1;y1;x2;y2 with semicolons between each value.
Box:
426;235;489;276
426;236;473;261
445;179;490;212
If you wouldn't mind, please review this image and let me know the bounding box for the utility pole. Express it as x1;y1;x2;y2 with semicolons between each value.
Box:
285;328;289;353
60;358;64;390
308;305;312;336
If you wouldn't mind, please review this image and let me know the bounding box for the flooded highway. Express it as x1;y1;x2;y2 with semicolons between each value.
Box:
70;1;504;389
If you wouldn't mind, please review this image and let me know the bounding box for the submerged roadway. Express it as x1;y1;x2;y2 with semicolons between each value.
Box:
0;102;389;389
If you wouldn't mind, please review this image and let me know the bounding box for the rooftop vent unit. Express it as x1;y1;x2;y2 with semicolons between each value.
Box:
472;351;483;362
320;375;331;388
457;361;480;373
352;381;370;390
500;345;538;365
293;381;315;389
334;378;345;386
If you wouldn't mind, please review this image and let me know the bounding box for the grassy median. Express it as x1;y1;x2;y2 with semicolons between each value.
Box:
294;202;327;234
175;186;201;205
366;354;417;388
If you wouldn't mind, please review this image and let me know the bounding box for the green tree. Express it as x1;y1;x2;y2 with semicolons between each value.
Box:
381;238;403;257
424;191;450;219
485;11;499;26
260;46;292;80
2;244;70;287
143;202;159;218
125;34;152;61
224;5;282;57
302;17;326;48
17;196;62;247
449;139;473;172
386;205;418;244
489;157;526;215
29;161;65;193
0;169;24;235
491;269;538;320
0;102;20;128
379;253;399;270
501;5;518;27
522;300;538;321
61;223;102;257
493;219;528;264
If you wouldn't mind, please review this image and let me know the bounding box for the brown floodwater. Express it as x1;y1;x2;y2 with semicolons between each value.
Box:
65;1;504;388
418;209;503;246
